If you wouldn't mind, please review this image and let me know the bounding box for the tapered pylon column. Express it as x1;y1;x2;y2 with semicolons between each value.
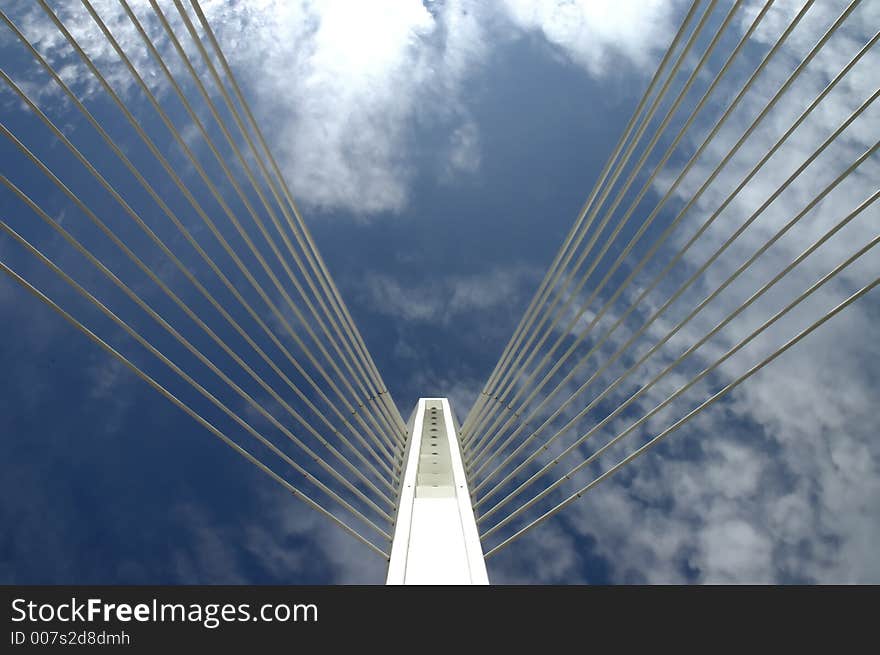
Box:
386;398;489;584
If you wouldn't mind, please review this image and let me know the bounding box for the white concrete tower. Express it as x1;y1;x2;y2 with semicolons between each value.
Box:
386;398;489;584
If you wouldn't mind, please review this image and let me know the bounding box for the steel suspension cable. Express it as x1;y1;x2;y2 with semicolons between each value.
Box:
483;263;880;554
472;39;879;498
84;1;405;494
90;2;400;478
72;0;399;462
462;0;705;440
0;259;390;559
12;4;399;467
478;141;879;523
0;32;395;480
469;1;868;479
1;175;394;517
99;0;402;457
186;0;406;441
466;0;827;456
158;0;405;451
467;0;777;466
181;0;405;438
464;0;727;449
459;0;706;440
0;235;393;543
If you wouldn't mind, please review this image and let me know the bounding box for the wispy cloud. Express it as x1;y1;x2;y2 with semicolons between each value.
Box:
362;265;540;325
364;266;538;325
200;0;488;215
496;0;681;75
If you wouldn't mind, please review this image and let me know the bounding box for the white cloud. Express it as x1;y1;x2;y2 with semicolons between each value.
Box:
496;0;682;75
221;0;434;214
446;120;481;177
363;265;540;324
242;484;386;583
196;0;489;215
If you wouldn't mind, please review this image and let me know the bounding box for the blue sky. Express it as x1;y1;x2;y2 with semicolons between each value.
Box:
1;0;878;584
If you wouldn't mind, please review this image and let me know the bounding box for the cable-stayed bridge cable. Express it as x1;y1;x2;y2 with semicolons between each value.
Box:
141;0;404;452
472;81;879;506
170;0;403;442
466;0;740;453
1;177;394;518
186;0;406;439
469;3;873;482
1;1;406;552
3;5;397;474
467;0;778;467
0;58;394;482
0;259;390;559
459;0;707;441
464;0;828;455
82;0;402;457
483;266;880;555
478;146;879;526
